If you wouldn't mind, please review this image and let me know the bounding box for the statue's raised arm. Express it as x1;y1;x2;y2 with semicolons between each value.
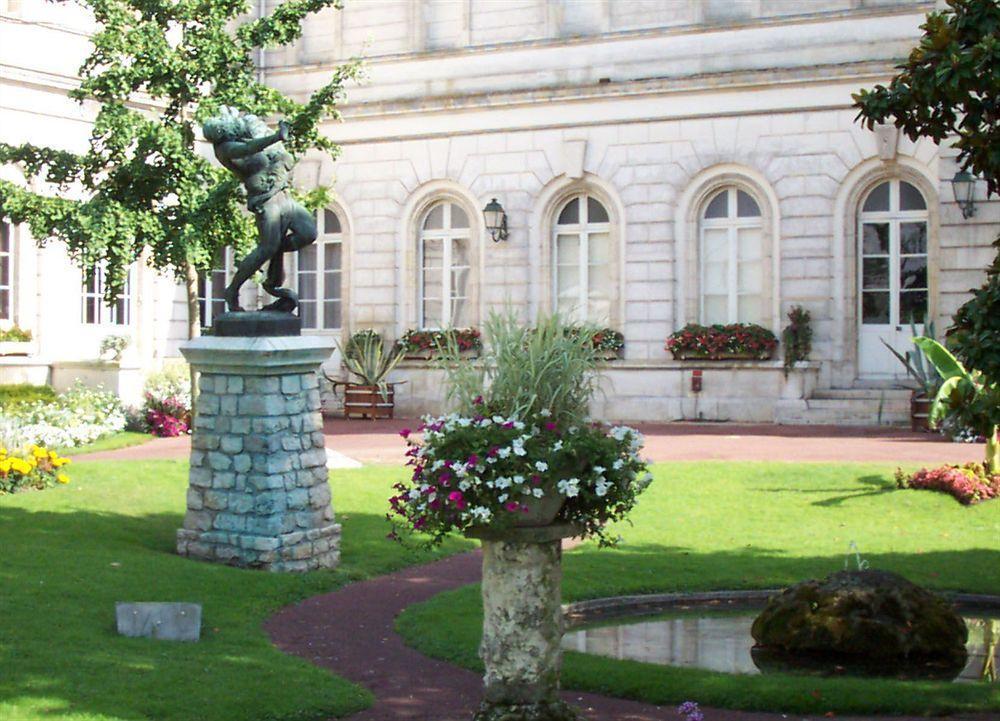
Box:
202;109;317;318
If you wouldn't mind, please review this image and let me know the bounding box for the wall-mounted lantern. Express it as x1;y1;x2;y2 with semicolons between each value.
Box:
950;170;977;219
483;198;508;242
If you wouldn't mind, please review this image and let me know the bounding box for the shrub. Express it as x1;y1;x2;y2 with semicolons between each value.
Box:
0;384;57;410
781;306;812;373
397;328;482;356
895;463;1000;505
666;323;778;360
0;444;71;494
0;382;126;449
0;325;32;342
141;365;192;437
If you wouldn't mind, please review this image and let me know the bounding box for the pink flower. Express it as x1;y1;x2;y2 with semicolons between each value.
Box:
545;422;557;432
399;428;412;438
505;501;520;512
448;490;467;510
466;454;479;467
473;395;484;405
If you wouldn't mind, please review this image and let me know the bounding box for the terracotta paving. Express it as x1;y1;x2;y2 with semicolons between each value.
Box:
78;418;986;467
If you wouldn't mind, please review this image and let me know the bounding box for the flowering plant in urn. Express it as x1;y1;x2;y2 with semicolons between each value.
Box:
389;311;651;546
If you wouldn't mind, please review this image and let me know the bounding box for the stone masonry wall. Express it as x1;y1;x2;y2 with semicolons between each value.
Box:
176;369;340;572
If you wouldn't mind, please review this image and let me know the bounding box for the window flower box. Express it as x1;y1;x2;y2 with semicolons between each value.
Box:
666;323;778;361
396;328;482;360
0;327;35;357
582;327;624;361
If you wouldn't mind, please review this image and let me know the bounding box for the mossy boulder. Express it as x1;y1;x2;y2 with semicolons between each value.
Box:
751;570;968;663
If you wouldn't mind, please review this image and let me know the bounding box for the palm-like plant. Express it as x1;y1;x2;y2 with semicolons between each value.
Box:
882;319;940;396
914;336;1000;474
336;330;405;399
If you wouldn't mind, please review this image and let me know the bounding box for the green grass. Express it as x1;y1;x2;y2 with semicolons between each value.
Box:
57;431;153;457
397;461;1000;716
0;460;474;721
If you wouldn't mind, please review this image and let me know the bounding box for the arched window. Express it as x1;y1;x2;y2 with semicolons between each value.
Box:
857;179;930;377
699;187;763;325
0;222;12;321
419;200;471;328
197;247;233;329
553;194;612;324
296;208;344;330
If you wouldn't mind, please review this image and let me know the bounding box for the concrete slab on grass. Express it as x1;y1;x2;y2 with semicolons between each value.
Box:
116;602;201;641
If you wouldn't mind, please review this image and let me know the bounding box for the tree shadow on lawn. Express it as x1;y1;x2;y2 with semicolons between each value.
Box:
752;475;897;508
0;503;461;721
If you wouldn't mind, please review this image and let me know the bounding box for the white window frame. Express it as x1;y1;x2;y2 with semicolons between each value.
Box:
857;179;930;328
197;247;234;329
293;208;344;331
418;201;471;329
552;193;612;324
81;265;132;326
0;222;12;322
699;187;763;325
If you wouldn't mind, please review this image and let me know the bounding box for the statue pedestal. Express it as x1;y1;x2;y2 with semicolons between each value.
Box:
469;524;581;721
176;335;339;572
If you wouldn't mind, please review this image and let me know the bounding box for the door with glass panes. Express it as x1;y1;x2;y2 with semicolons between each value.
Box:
857;180;930;378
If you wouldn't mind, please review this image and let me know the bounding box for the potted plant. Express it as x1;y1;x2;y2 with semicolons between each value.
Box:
389;312;651;544
0;325;34;357
396;327;481;360
666;323;778;360
330;330;405;420
881;319;941;432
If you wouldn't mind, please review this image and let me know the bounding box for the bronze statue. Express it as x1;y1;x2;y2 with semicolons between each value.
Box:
203;107;317;314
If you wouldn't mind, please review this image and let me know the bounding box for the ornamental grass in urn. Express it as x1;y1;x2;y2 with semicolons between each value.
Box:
388;311;651;546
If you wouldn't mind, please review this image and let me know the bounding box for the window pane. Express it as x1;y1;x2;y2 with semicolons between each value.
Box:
587;197;609;223
422;238;443;268
900;222;927;254
324;272;342;301
737;227;761;261
1;289;10;321
557;198;579;225
738;259;762;295
556;234;580;266
900;256;927;290
211;269;226;299
324;242;342;271
703;227;727;264
423;203;445;230
557;263;580;300
589;232;610;264
899;181;927;211
737;295;761;324
703;294;727;324
900;291;927;324
862;182;890;212
211;298;225;323
300;301;317;329
298;244;317;272
861;223;889;255
0;224;8;252
861;292;890;324
323;208;341;234
450;204;469;229
862;258;890;289
298;273;316;301
736;190;761;218
0;253;8;286
703;261;727;291
451;266;469;302
704;189;728;219
452;237;469;268
323;300;341;329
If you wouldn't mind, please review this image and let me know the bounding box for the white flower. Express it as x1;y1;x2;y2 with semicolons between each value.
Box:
595;480;611;497
495;476;512;489
557;478;580;498
479;417;493;426
492;415;505;424
534;461;549;472
532;487;544;498
470;506;492;522
553;440;563;452
408;489;421;500
459;480;471;491
498;447;512;459
593;465;605;474
512;474;525;485
499;493;508;503
612;459;624;471
458;417;472;427
539;408;551;417
513;421;526;430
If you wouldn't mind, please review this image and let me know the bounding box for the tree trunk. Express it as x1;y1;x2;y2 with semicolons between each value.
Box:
987;426;999;476
185;260;201;412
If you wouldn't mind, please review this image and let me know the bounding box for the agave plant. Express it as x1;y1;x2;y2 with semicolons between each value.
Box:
914;336;1000;474
336;330;405;398
882;318;940;396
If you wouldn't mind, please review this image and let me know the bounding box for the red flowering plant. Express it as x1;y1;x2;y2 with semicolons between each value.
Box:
666;323;778;360
565;325;624;355
895;463;1000;505
389;408;651;547
396;328;482;358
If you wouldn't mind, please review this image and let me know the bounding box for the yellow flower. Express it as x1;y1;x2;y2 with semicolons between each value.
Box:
0;459;11;474
53;457;70;468
0;446;7;458
31;445;47;459
10;458;32;474
56;473;70;485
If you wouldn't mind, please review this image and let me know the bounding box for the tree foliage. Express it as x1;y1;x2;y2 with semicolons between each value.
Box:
853;0;1000;385
0;0;360;298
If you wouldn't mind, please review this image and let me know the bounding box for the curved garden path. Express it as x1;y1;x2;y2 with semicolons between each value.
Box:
265;549;994;721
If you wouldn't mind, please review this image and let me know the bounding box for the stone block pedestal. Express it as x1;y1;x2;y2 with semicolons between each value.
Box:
471;524;581;721
177;335;339;572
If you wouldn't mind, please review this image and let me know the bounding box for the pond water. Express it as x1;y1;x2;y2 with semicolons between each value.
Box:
561;608;999;683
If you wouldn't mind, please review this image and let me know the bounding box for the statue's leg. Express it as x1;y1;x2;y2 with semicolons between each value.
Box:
225;206;282;312
261;249;298;313
282;201;319;252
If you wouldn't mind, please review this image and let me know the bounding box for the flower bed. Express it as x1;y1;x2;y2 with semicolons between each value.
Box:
0;444;71;494
895;463;1000;505
0;383;126;449
666;323;778;360
389;406;651;546
396;328;482;359
127;366;192;437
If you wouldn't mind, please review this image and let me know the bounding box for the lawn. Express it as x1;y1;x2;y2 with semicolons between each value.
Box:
397;461;1000;716
0;460;474;721
56;430;152;456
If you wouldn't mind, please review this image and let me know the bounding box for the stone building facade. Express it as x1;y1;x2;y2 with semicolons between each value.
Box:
2;0;997;423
